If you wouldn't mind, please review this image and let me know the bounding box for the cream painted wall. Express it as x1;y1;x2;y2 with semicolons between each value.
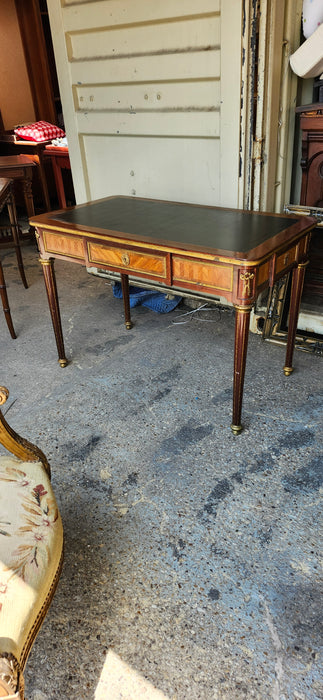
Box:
0;1;35;129
47;0;243;208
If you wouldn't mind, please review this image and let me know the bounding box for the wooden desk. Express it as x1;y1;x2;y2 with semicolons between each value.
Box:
30;196;316;434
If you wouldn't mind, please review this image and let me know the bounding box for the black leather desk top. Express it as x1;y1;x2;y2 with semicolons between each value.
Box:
52;197;298;255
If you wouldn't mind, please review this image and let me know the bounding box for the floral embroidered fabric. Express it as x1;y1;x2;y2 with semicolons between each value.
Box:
0;456;63;661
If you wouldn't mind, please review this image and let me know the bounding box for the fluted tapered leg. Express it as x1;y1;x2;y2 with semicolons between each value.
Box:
284;261;308;376
40;258;68;367
231;305;251;434
121;273;132;329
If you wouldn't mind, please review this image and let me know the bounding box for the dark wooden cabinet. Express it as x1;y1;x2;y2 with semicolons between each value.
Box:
15;0;61;127
296;103;323;303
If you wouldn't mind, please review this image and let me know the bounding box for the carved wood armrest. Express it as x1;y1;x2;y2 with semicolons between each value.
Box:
0;387;50;477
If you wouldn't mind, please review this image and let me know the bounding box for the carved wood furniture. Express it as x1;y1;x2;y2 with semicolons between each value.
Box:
0;178;28;290
296;103;323;301
0;156;36;230
0;386;63;699
44;145;73;209
30;196;316;434
261;105;323;351
0;260;16;340
0;177;29;339
297;103;323;208
0;134;52;212
0;137;75;213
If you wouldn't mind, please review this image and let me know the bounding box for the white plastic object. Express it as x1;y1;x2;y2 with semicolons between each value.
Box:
290;22;323;78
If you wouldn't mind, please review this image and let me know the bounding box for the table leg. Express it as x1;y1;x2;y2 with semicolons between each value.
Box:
37;153;51;211
51;157;67;209
283;261;309;376
0;261;16;339
121;273;133;329
21;168;37;236
231;305;252;435
40;258;68;367
21;169;35;219
7;191;28;289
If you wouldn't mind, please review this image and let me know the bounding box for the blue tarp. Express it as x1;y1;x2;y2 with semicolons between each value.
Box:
112;282;182;313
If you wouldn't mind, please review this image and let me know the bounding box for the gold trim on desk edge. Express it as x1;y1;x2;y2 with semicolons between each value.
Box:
233;304;254;311
88;247;168;278
35;223;228;261
173;275;233;293
43;231;85;260
44;247;85;260
90;262;167;278
240;271;255;296
31;221;314;268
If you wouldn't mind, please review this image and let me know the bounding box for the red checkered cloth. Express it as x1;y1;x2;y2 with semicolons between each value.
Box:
14;121;65;143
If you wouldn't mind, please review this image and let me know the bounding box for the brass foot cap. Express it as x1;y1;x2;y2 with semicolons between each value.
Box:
58;358;68;368
125;321;133;330
283;366;293;377
231;423;243;435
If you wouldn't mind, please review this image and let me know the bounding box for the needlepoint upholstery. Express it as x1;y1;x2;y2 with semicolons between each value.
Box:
0;456;63;654
0;389;63;698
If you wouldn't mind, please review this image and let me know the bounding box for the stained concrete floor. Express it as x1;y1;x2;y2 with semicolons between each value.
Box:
1;242;322;700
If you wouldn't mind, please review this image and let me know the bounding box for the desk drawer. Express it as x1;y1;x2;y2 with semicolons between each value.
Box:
88;241;168;279
43;231;85;260
172;256;233;292
275;245;297;275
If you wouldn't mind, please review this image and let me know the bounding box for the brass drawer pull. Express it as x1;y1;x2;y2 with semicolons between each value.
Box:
121;252;130;265
284;253;290;265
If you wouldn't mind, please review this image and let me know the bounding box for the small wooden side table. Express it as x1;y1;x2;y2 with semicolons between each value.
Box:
0;178;25;339
0;155;36;224
0;134;51;211
0;177;28;289
44;145;72;209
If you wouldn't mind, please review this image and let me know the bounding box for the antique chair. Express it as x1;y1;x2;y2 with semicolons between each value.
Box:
0;178;28;290
0;178;29;339
0;157;36;227
0;260;16;339
0;387;63;698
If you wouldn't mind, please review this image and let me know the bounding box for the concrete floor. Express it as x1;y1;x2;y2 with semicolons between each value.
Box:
1;243;322;700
